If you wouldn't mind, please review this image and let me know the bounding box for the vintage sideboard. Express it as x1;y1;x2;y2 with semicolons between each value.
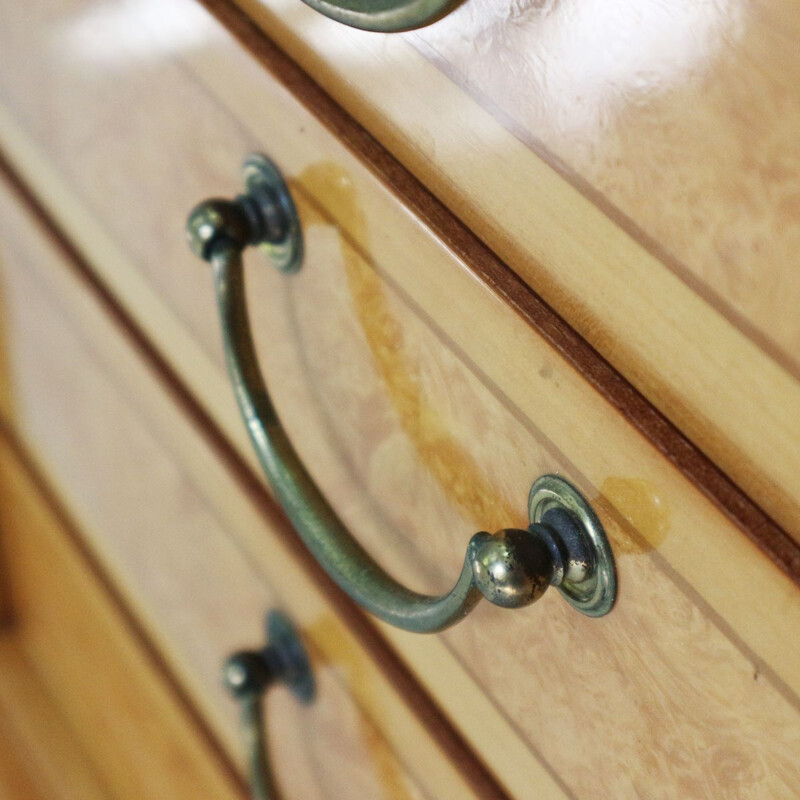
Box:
0;1;798;797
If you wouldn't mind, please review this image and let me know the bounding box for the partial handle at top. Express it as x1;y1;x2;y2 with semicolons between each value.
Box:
298;0;461;31
185;154;616;633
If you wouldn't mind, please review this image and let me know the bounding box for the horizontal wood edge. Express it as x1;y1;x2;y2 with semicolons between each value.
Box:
194;0;800;588
0;149;512;800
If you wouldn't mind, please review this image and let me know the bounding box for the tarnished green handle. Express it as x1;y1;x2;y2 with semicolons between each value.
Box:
213;237;499;631
224;611;315;800
186;155;616;633
298;0;461;31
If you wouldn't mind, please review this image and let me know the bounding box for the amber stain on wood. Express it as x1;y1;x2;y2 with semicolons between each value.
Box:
298;162;665;562
595;477;669;555
297;163;519;534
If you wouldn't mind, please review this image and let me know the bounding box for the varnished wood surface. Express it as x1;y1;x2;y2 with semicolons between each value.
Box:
2;100;800;800
0;439;244;800
214;0;800;547
0;637;108;800
415;0;800;366
0;179;488;800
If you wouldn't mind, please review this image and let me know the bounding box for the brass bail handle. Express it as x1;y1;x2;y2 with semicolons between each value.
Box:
224;611;315;800
186;154;617;633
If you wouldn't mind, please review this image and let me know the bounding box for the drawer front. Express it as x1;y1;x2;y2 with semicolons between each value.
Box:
0;178;482;800
1;3;800;799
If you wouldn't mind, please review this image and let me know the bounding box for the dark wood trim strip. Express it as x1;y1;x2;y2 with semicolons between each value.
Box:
0;148;512;800
194;0;800;587
411;37;800;384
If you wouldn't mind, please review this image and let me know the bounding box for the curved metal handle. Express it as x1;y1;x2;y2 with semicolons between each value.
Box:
224;611;315;800
298;0;461;31
186;154;616;633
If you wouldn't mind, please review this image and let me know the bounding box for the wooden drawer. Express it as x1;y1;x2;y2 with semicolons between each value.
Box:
0;177;483;800
217;0;800;543
1;1;800;798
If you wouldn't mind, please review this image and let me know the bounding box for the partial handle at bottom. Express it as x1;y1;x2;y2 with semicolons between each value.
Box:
224;611;315;800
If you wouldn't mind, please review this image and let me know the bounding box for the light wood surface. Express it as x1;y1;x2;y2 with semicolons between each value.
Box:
0;637;108;800
0;442;242;800
2;119;800;800
0;180;483;800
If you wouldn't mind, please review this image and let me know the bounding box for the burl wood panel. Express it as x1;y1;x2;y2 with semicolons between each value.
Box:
3;112;800;800
216;190;800;799
222;0;800;546
0;182;481;800
413;0;800;361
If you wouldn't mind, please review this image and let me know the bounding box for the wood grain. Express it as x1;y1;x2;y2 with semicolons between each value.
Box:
2;123;800;798
0;636;109;800
0;0;798;688
0;441;244;800
0;179;492;800
413;0;800;365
